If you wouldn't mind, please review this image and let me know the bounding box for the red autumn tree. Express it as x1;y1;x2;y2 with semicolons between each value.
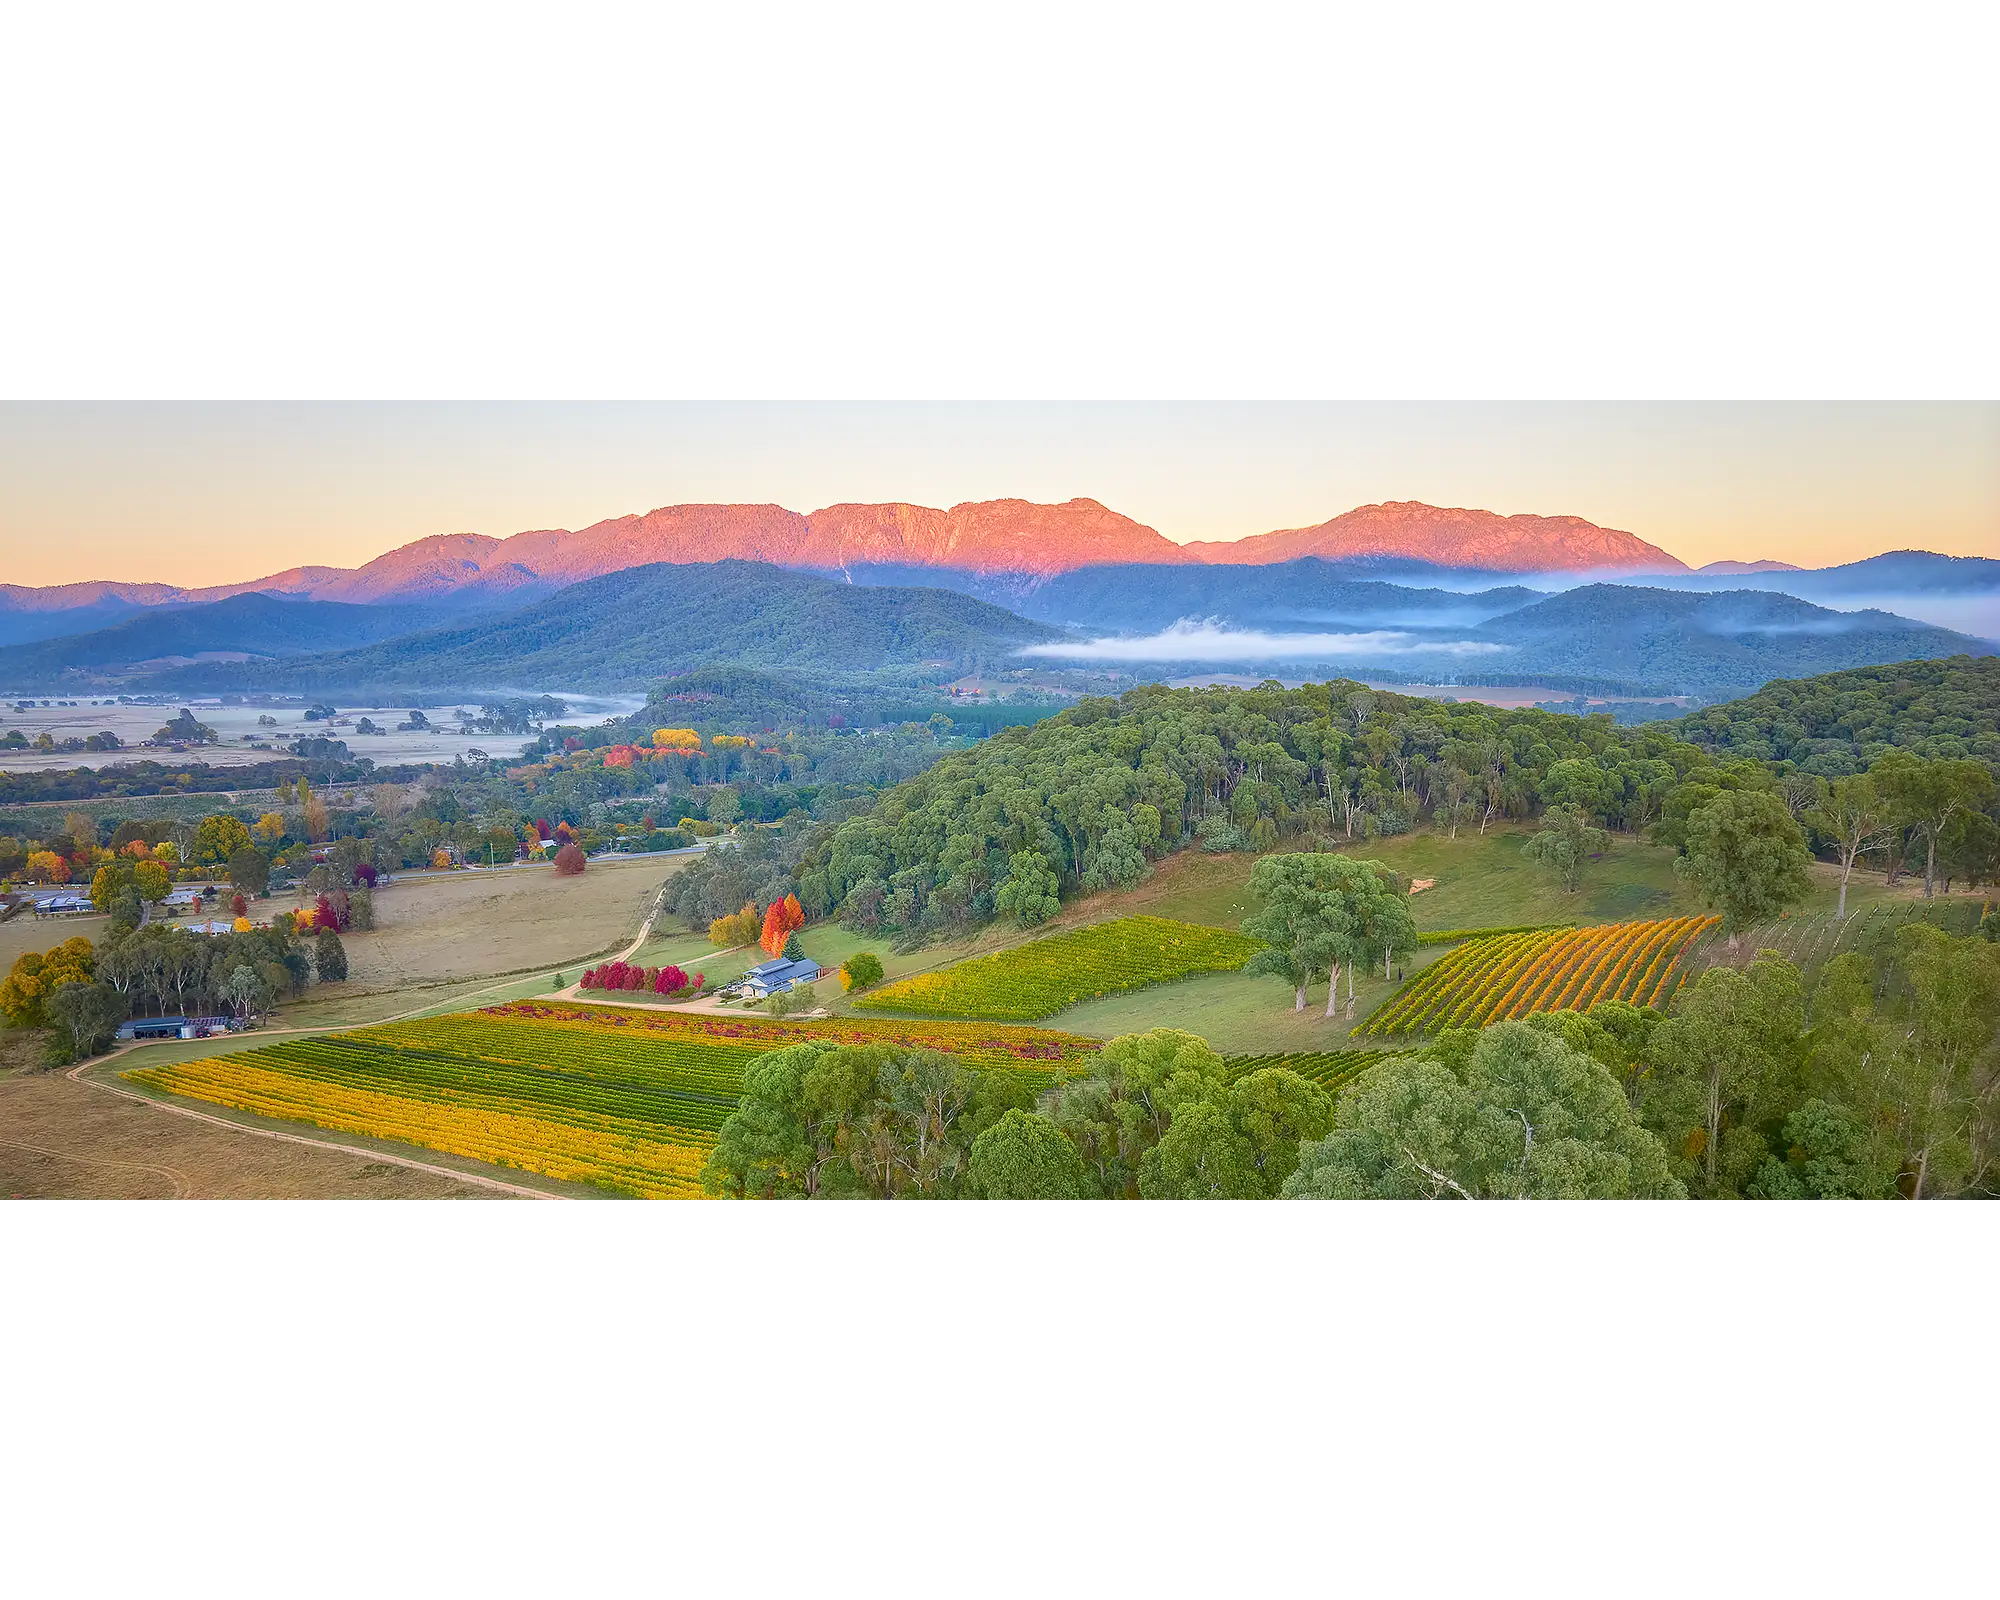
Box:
553;842;586;876
759;893;807;957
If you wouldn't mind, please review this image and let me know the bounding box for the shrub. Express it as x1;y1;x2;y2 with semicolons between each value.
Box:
840;951;885;992
553;842;586;876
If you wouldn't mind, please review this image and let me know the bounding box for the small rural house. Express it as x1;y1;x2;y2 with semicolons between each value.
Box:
739;956;821;999
32;891;94;917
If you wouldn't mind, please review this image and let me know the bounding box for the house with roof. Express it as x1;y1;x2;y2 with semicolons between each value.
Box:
33;891;95;917
738;955;822;1000
116;1014;238;1041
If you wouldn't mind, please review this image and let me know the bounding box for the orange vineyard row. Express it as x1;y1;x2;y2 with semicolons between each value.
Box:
1356;915;1720;1038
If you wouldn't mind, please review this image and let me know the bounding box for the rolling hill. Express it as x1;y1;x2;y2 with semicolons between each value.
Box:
1469;584;1987;695
837;558;1549;631
0;592;452;689
128;562;1063;693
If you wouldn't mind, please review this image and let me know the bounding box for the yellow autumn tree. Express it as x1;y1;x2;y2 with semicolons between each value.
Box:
24;850;69;884
1;936;96;1027
708;902;762;949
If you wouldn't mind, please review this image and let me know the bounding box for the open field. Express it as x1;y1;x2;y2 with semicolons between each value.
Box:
314;854;690;992
103;995;1398;1197
0;1033;508;1199
1045;944;1450;1052
0;909;108;969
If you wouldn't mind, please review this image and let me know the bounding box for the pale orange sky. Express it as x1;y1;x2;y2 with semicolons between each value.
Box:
0;402;1993;587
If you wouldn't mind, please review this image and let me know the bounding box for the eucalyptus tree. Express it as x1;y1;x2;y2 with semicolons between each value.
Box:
1674;790;1813;944
1284;1023;1681;1199
1525;804;1608;893
1871;753;1997;899
1805;773;1896;919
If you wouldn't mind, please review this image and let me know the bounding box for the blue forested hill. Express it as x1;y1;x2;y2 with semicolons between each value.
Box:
1470;585;1988;696
0;592;454;688
128;561;1064;693
1663;654;2000;776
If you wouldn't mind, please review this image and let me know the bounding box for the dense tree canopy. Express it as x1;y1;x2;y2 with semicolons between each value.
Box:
1671;656;2000;779
1284;1022;1684;1199
795;680;1730;943
1674;789;1815;935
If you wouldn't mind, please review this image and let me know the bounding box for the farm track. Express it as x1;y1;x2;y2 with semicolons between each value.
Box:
0;1134;193;1198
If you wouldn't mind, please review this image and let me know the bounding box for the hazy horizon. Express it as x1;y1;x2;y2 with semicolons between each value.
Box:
1;401;1993;589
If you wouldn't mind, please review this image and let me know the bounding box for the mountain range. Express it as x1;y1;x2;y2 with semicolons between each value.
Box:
9;563;1969;704
0;498;1686;626
0;494;1990;707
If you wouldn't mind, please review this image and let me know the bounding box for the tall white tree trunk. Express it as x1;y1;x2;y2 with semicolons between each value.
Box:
1705;1069;1722;1192
1324;963;1342;1018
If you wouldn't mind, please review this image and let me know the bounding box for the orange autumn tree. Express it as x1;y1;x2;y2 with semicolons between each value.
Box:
759;893;807;957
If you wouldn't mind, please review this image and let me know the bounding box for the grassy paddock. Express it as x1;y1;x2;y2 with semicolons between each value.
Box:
318;854;692;991
1047;943;1451;1053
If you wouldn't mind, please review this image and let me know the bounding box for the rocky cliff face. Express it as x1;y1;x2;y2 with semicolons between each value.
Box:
2;497;1693;614
1181;501;1688;572
806;498;1192;574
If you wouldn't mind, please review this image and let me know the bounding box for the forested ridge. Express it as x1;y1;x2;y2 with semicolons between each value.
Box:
1465;585;1984;695
753;662;2000;941
131;562;1061;693
0;592;450;688
1670;655;2000;772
